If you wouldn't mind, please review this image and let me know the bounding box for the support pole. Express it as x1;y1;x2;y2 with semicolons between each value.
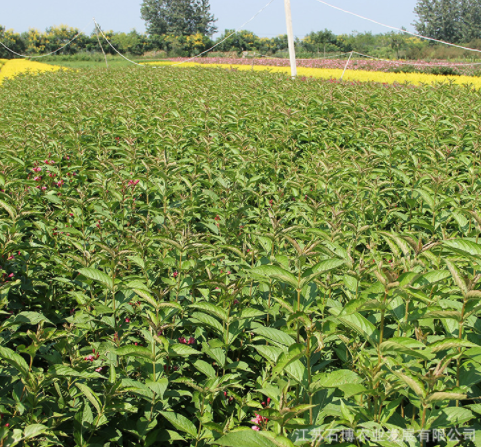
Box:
93;19;109;69
284;0;297;79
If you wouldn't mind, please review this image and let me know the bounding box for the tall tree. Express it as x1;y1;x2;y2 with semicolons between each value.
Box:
413;0;481;42
460;0;481;41
141;0;217;36
413;0;463;42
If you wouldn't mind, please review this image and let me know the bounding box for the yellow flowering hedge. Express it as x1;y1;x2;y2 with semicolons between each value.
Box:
144;61;481;88
0;59;62;84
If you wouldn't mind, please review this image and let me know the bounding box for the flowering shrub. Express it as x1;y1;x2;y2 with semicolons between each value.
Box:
0;66;481;446
0;59;63;84
165;56;481;76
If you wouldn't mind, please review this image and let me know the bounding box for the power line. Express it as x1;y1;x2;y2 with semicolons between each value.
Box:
94;0;277;69
311;0;481;54
170;0;277;67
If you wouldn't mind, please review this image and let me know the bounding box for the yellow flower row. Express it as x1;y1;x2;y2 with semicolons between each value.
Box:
0;59;62;84
144;61;481;88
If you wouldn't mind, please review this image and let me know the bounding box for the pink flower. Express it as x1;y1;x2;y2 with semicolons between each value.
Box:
41;186;47;191
125;318;130;323
34;176;41;181
188;337;195;345
173;271;179;278
7;256;14;261
178;337;187;344
95;367;102;372
85;355;94;362
252;426;260;431
32;167;42;172
57;180;64;187
8;273;14;278
69;213;74;217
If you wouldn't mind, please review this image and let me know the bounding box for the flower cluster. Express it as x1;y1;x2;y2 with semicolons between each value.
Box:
178;336;195;345
251;413;268;431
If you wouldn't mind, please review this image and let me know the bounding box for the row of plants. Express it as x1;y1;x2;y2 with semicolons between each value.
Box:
1;66;481;446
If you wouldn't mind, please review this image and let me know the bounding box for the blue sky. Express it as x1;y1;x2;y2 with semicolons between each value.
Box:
3;0;419;37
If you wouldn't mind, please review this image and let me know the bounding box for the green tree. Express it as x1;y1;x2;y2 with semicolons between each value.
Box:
141;0;217;36
460;0;481;41
413;0;463;42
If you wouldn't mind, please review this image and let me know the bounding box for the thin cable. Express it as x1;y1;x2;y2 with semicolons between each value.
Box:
96;0;277;69
0;23;92;58
170;0;277;66
93;19;143;66
311;0;481;54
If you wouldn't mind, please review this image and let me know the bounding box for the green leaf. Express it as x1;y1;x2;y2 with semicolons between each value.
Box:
336;312;380;347
6;311;53;327
426;392;466;403
193;359;216;379
431;407;474;428
191;312;224;334
312;369;363;391
116;345;154;360
23;424;49;440
160;411;197;438
190;302;228;321
49;365;104;379
146;378;168;398
252;327;295;347
78;267;114;289
76;383;102;415
392;370;426;398
429;338;478;352
0;346;29;376
216;429;280;447
251;265;298;288
251;345;284;364
272;343;305;378
285;360;308;388
444;239;481;257
444;259;468;295
0;199;16;219
380;339;432;359
410;270;450;288
300;258;345;287
132;289;158;308
169;344;201;356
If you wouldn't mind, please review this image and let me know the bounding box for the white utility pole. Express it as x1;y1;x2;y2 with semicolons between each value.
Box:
284;0;297;79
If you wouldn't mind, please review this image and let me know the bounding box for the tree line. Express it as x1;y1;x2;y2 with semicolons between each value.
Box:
0;0;480;60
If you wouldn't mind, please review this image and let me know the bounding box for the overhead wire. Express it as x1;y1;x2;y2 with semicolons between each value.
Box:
95;0;277;68
311;0;481;54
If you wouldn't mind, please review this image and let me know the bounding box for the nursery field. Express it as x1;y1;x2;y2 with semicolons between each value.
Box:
1;66;481;447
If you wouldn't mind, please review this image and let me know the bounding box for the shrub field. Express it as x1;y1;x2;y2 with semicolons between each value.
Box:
1;67;481;446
